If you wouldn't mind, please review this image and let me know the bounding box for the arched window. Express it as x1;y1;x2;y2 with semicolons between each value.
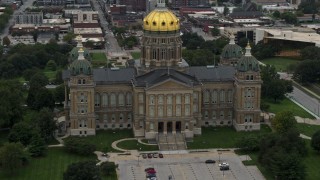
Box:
220;90;225;103
82;79;86;84
94;93;100;107
110;93;116;107
102;93;108;107
118;93;124;106
78;79;81;84
203;91;209;104
126;93;132;106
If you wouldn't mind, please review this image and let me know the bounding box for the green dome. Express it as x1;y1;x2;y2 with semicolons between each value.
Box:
69;59;92;75
237;44;259;72
221;44;243;59
69;47;91;62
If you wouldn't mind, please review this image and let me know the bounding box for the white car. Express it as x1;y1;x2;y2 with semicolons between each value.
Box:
218;162;229;167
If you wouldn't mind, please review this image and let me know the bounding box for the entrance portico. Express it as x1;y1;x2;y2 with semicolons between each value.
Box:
158;121;182;134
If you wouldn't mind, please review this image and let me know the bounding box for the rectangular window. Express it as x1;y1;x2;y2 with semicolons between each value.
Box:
139;105;144;115
158;106;163;117
203;91;209;104
149;106;155;117
167;95;172;104
228;90;233;103
138;93;144;103
118;93;124;106
185;94;190;104
212;111;216;119
167;105;172;116
193;104;198;113
185;105;190;116
176;105;181;116
176;94;181;104
220;90;225;103
149;95;155;105
220;111;224;119
158;95;164;105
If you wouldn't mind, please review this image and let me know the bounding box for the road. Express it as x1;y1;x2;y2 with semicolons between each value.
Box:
279;73;320;118
0;0;34;40
91;0;122;53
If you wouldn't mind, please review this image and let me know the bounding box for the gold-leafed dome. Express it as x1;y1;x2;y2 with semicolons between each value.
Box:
143;9;180;32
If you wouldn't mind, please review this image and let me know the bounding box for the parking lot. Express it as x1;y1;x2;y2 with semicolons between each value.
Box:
115;151;265;180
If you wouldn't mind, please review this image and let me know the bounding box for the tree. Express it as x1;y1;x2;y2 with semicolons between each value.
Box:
55;70;63;84
54;84;65;104
64;137;96;156
100;162;116;176
300;46;320;60
36;108;56;143
273;10;281;18
293;60;320;84
211;27;220;36
8;122;34;146
29;72;49;89
31;87;55;110
236;135;260;152
281;12;298;24
28;133;47;157
311;130;320;152
46;60;57;71
3;36;11;46
63;32;76;44
251;40;280;59
0;80;23;127
272;111;297;134
32;30;39;43
63;161;101;180
0;142;29;175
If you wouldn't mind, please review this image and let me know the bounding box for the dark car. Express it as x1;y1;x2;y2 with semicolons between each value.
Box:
159;153;164;158
146;173;157;178
205;160;216;164
148;153;153;158
142;154;147;159
220;166;230;171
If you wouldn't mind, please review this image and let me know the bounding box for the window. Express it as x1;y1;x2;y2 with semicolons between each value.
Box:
102;93;108;107
204;111;209;119
110;93;116;106
220;90;225;103
152;49;157;59
161;49;166;59
185;94;190;104
176;105;181;116
228;111;232;119
176;94;181;104
149;95;155;105
150;123;154;130
193;92;198;102
185;105;190;116
127;113;132;122
245;114;253;123
78;79;81;84
82;79;86;84
158;95;164;104
167;105;172;116
95;93;100;107
158;106;163;117
203;91;209;104
111;114;115;122
103;114;108;122
212;111;216;119
126;93;132;106
140;121;144;128
149;106;155;117
79;92;85;103
220;111;224;119
139;105;144;115
118;93;124;106
138;93;144;103
185;122;189;129
245;88;253;97
212;90;218;104
119;113;124;122
228;90;233;103
193;104;198;113
167;95;172;104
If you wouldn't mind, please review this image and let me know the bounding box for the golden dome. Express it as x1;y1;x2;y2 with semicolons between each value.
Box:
143;9;180;32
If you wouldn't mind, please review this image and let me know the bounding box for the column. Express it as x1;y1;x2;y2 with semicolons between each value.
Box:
172;121;176;134
164;122;167;135
64;84;68;108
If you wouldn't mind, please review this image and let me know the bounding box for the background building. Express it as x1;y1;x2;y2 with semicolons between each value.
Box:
15;11;43;25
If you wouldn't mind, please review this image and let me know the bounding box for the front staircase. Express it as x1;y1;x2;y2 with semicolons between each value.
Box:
157;133;187;151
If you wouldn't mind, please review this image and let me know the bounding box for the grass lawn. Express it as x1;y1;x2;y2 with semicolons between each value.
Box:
131;52;141;59
187;124;271;149
303;140;320;180
260;57;301;72
91;53;107;62
117;139;158;151
0;147;116;180
297;123;320;137
265;98;315;119
68;130;134;152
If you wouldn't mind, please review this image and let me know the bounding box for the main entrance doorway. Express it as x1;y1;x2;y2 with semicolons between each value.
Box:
158;122;164;133
176;121;181;133
167;122;172;133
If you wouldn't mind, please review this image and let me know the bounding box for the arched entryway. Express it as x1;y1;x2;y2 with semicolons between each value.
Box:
167;122;172;133
176;121;181;133
158;122;164;133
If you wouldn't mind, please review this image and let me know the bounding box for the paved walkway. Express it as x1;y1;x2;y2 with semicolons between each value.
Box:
111;138;136;152
48;129;70;147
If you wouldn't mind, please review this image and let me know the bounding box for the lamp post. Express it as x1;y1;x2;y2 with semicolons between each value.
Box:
137;155;140;166
218;152;222;162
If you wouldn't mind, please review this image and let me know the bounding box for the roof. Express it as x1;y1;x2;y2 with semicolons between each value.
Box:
229;11;263;19
188;66;236;82
143;8;180;32
93;68;135;84
134;69;200;87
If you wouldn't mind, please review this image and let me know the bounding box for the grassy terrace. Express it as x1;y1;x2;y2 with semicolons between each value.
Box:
117;139;158;151
90;53;108;68
187;124;272;149
0;147;118;180
260;57;301;72
131;52;141;59
265;98;315;119
68;130;134;152
297;123;320;137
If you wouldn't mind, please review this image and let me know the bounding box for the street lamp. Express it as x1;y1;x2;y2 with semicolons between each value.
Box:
137;155;140;166
218;152;222;162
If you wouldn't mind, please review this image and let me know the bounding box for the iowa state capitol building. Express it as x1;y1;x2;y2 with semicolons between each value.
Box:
63;1;262;141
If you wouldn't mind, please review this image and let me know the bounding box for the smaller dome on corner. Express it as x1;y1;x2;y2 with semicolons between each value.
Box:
69;59;92;76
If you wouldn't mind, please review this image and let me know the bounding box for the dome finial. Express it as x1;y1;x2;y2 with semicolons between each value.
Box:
157;0;166;8
78;48;85;60
245;41;251;57
230;34;235;45
76;34;83;48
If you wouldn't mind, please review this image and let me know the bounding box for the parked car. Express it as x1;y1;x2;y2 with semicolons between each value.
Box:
148;153;153;158
220;166;230;171
145;167;155;172
218;162;229;167
159;153;164;158
146;173;157;178
142;154;147;159
205;160;216;164
153;153;158;158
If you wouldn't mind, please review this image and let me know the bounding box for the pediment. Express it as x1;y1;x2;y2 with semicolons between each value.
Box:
147;78;191;90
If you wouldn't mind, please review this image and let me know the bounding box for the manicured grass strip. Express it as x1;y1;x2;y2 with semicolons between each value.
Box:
91;53;107;62
260;57;301;72
297;123;320;137
265;98;315;119
0;147;97;180
72;130;134;152
117;139;158;151
131;52;141;59
187;124;271;149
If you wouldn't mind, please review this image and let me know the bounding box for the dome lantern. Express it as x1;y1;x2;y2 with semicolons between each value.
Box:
157;0;166;8
244;41;252;57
